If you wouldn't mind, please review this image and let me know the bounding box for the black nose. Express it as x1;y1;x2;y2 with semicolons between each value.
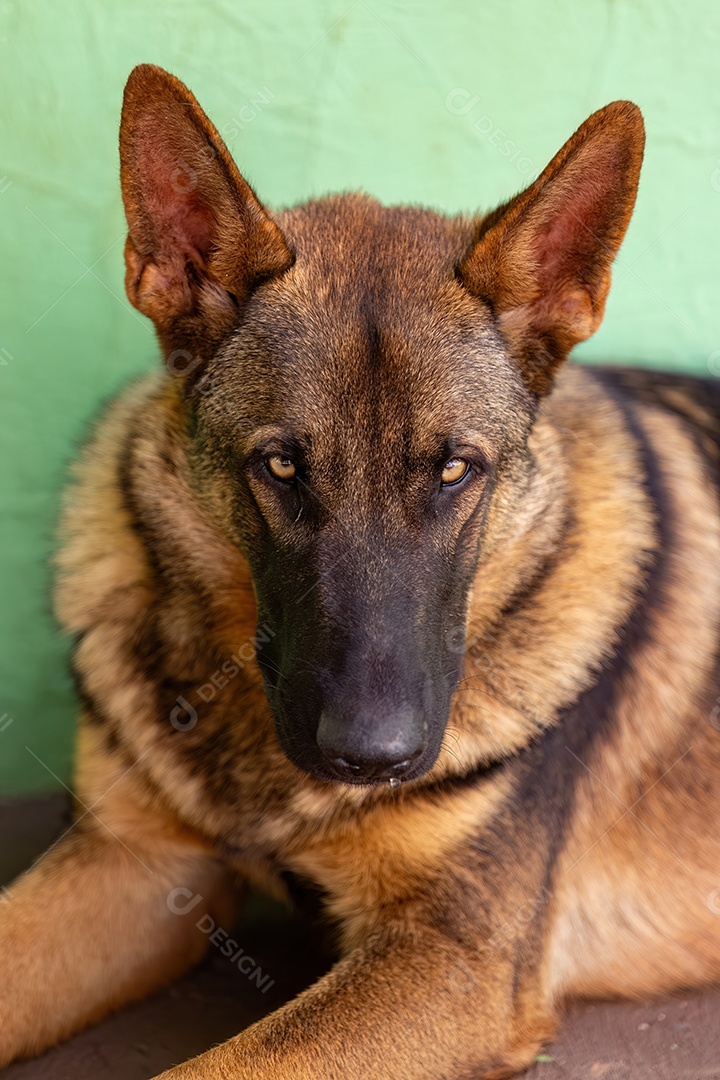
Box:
316;706;428;782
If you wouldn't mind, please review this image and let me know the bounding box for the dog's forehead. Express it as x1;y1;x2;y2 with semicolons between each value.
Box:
226;194;531;454
272;193;475;328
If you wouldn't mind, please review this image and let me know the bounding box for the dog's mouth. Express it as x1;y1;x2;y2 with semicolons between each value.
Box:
291;747;440;788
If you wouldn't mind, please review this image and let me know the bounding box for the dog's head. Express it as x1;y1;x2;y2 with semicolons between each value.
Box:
120;65;644;785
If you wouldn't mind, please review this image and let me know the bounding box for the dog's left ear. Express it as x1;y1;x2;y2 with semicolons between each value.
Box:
458;102;644;395
120;64;294;359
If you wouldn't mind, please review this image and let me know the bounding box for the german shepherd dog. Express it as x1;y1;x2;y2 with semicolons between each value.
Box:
1;63;720;1079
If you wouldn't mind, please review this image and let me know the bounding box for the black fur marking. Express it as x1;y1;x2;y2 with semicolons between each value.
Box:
499;372;673;982
424;373;672;973
117;421;168;592
599;366;720;483
69;653;106;728
281;871;331;930
496;507;574;627
512;373;670;822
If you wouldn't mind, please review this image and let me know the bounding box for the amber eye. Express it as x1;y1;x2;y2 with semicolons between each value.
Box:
266;455;297;482
441;458;470;486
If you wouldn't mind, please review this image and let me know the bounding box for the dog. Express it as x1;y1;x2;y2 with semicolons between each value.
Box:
1;62;719;1079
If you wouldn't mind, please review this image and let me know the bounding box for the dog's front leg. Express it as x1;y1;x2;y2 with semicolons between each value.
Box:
153;921;555;1080
0;804;236;1066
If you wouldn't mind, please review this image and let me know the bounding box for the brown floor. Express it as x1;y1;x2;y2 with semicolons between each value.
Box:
1;797;720;1080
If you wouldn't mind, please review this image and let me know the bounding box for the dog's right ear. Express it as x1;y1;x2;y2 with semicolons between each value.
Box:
120;64;293;358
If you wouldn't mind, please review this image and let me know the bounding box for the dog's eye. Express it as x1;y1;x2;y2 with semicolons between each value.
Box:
266;455;297;482
441;458;470;486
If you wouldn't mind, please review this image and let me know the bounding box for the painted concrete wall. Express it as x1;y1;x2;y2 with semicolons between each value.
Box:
2;0;719;792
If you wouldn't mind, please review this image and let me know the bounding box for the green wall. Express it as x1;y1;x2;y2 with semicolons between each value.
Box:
2;0;720;795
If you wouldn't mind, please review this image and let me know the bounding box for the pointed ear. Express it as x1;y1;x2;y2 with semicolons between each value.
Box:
120;64;293;359
458;102;644;395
